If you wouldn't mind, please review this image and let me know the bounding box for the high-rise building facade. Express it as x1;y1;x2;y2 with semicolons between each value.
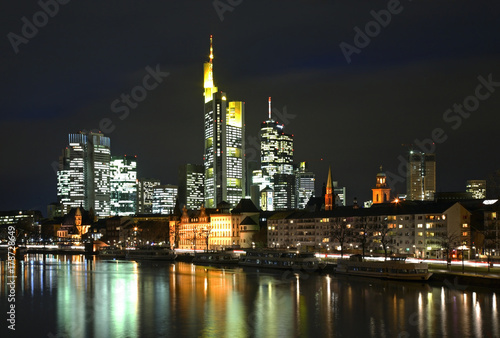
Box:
57;132;111;217
203;36;245;208
406;151;436;201
152;185;178;215
260;98;294;181
295;162;315;209
110;155;137;216
179;164;204;210
274;174;296;210
253;97;294;209
333;183;347;207
136;178;161;213
466;180;486;199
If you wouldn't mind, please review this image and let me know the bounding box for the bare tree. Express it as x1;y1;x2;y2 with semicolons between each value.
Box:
440;232;460;268
354;219;370;260
377;219;393;260
137;220;169;245
331;220;350;258
15;219;37;245
203;226;212;252
251;226;267;248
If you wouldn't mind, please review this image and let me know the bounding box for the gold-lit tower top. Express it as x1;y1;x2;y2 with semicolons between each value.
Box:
209;34;214;63
204;35;217;103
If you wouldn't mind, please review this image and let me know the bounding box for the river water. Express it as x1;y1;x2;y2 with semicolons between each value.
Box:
0;254;498;338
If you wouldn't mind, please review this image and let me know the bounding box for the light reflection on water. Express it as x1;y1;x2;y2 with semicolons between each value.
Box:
0;254;499;337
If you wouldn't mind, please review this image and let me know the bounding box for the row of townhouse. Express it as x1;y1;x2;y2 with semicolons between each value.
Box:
267;201;486;259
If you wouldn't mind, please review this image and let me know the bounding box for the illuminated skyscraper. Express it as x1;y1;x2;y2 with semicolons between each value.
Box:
253;97;294;209
295;162;315;209
152;185;178;215
407;151;436;201
110;155;137;216
274;174;295;210
203;35;245;208
260;98;293;179
137;178;161;214
179;164;204;210
57;131;111;217
466;180;486;199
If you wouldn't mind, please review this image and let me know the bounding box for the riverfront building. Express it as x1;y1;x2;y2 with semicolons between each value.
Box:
267;201;474;259
169;199;260;250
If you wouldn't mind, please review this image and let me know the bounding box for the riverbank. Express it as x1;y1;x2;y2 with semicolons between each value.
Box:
429;270;500;289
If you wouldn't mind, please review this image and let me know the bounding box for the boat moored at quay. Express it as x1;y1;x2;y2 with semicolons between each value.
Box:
239;249;326;271
193;251;240;265
335;254;433;281
125;247;177;261
97;247;127;259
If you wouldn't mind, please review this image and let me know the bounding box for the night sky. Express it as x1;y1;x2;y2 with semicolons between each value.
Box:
2;0;500;215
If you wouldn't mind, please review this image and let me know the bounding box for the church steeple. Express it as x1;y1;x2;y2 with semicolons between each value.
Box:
325;166;333;211
372;165;391;204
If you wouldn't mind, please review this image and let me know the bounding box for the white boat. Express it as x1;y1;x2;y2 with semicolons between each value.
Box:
193;251;239;265
125;248;177;261
335;255;432;281
239;249;325;271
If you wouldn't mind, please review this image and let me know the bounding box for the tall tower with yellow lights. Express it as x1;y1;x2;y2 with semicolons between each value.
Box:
203;36;245;208
372;166;391;204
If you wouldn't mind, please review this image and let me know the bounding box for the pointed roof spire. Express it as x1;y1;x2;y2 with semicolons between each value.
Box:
268;97;272;120
209;35;214;64
326;166;333;190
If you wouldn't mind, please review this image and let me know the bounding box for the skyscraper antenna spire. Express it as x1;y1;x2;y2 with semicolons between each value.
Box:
209;35;214;63
268;97;272;120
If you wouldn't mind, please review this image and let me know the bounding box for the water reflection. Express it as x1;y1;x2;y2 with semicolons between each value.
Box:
1;255;499;337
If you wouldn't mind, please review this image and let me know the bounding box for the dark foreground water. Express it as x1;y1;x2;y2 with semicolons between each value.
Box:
1;254;499;338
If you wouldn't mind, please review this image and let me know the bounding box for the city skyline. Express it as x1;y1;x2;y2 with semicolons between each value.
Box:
1;1;500;213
